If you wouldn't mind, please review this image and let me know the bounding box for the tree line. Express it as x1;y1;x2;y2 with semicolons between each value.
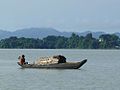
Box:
0;33;120;49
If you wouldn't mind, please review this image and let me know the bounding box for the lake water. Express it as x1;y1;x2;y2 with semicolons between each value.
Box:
0;49;120;90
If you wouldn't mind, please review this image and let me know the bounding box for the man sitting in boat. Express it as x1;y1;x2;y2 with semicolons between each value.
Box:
18;55;26;65
53;55;66;63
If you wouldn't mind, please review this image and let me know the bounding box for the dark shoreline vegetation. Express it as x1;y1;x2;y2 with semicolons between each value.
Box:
0;33;120;49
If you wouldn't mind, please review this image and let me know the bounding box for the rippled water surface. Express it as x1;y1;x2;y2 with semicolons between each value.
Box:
0;49;120;90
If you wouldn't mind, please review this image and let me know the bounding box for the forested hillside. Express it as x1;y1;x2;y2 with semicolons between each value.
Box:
0;33;120;49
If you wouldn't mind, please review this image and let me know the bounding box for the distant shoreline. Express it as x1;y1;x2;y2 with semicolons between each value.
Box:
0;33;120;49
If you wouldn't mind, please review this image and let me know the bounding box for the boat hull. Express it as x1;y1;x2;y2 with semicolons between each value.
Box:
17;59;87;69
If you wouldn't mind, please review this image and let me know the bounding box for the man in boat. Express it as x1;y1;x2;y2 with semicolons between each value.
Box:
18;55;26;65
53;55;66;63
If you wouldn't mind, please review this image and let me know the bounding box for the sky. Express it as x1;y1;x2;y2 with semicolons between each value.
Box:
0;0;120;33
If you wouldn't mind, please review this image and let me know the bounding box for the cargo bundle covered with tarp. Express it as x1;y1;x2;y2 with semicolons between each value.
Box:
34;55;66;65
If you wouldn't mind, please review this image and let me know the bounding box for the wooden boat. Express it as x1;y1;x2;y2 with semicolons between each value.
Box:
17;59;87;69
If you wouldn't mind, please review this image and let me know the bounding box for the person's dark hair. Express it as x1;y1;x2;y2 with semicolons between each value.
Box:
22;55;25;57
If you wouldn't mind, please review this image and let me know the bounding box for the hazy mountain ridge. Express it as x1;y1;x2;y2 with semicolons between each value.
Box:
0;28;119;39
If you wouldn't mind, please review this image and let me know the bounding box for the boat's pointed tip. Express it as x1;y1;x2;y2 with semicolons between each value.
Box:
80;59;87;65
83;58;87;62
